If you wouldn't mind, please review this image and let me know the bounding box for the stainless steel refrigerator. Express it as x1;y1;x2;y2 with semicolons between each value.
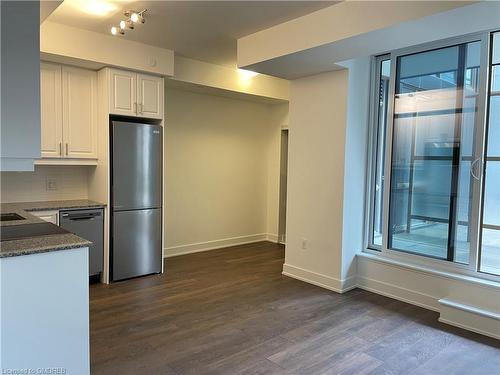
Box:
110;120;162;281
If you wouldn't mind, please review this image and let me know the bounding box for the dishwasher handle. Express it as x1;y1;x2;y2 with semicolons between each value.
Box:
61;211;101;220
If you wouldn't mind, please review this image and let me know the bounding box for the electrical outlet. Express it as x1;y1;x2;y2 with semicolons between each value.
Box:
301;238;308;250
46;177;58;191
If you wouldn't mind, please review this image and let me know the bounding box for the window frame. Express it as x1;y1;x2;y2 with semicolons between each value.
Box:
364;31;499;282
478;31;500;277
365;54;390;251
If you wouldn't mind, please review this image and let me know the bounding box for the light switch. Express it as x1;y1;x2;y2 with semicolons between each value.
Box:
301;238;308;250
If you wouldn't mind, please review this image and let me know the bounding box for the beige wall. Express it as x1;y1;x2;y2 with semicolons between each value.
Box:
164;88;284;256
173;56;289;101
283;69;349;290
0;166;89;203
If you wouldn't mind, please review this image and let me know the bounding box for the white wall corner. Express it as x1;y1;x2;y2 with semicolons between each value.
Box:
284;70;348;288
339;57;371;282
282;263;357;293
266;233;279;243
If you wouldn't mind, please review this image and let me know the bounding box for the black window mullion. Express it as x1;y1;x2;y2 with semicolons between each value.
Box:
446;44;467;262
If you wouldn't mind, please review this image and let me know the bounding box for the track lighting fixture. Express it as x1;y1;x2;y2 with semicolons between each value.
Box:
110;26;124;36
111;9;146;36
125;9;146;24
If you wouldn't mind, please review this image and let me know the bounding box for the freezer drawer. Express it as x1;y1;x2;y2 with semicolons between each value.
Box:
59;209;104;277
111;121;162;211
112;208;162;281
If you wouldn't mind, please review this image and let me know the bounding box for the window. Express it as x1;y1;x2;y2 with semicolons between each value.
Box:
480;32;500;276
366;32;500;278
368;56;391;249
389;41;480;263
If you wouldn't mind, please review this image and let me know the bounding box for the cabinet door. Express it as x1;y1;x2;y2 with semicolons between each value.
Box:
62;66;98;159
40;62;62;158
137;74;163;119
109;69;137;116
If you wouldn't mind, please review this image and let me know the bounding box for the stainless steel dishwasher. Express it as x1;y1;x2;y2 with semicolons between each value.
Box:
59;209;104;277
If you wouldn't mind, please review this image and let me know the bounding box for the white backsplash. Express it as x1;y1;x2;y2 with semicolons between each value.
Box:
0;165;90;203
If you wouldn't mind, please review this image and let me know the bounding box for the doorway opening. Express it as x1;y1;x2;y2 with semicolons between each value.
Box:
278;129;288;244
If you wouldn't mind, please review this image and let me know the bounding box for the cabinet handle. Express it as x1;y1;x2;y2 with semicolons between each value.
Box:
59;142;62;156
134;102;137;114
139;103;143;114
65;143;69;156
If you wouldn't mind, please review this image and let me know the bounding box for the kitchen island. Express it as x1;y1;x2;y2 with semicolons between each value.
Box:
0;203;93;374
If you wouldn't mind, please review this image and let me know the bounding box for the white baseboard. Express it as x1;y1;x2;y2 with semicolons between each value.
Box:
164;233;273;258
356;275;439;312
282;263;357;293
266;233;279;243
438;317;500;340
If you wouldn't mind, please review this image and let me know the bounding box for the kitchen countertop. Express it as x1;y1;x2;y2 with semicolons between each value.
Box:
3;199;106;214
0;199;106;258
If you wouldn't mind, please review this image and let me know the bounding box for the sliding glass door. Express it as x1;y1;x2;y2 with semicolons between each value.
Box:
480;32;500;276
387;40;482;264
366;32;500;278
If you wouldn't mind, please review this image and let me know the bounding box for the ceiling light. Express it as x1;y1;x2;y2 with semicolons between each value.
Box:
125;9;147;24
130;12;139;23
124;19;134;30
110;26;124;36
111;9;147;36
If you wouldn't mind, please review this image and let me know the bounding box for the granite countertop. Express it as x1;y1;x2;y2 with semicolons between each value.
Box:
0;199;106;258
3;199;106;215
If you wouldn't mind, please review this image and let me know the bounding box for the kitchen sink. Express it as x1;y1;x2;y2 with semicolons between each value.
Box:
0;213;26;221
0;222;69;241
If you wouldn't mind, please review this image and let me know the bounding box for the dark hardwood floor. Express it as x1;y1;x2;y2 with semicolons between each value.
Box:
90;242;500;374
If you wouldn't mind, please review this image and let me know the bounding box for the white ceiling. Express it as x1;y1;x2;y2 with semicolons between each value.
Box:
40;1;63;23
47;0;337;67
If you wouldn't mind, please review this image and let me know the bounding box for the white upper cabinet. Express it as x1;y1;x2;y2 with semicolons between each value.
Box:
41;62;62;158
39;63;98;162
62;66;98;159
109;69;136;117
108;68;163;119
137;74;164;119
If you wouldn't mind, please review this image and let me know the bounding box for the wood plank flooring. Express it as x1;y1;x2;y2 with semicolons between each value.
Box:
90;242;500;374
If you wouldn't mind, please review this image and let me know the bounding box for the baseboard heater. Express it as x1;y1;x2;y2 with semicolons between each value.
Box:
438;298;500;340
